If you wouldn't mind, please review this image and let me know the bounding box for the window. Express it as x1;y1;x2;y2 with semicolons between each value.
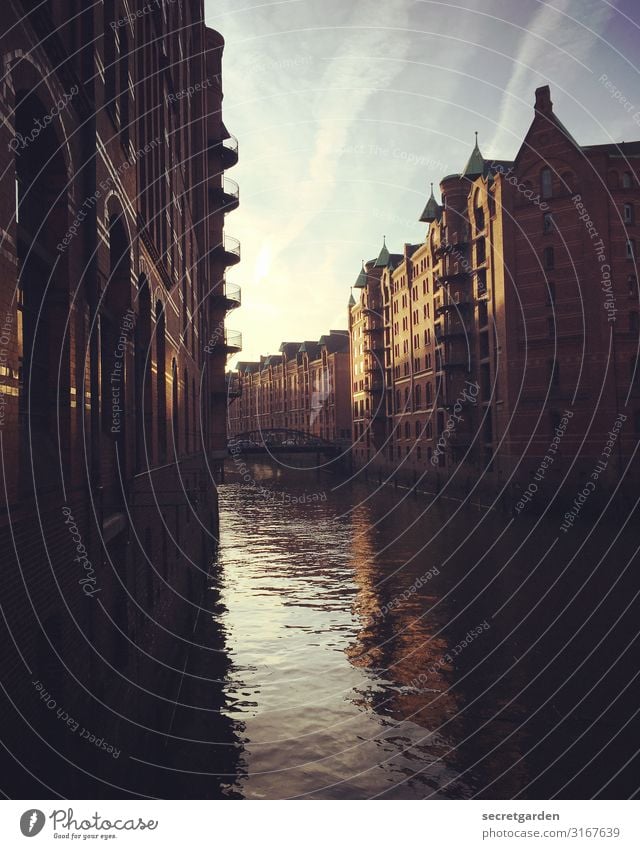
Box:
426;422;433;439
630;312;639;333
405;422;410;439
609;171;619;189
156;301;167;462
415;421;421;439
543;212;553;234
623;172;632;189
541;167;553;199
548;281;556;304
624;203;634;224
629;275;637;297
426;383;433;405
171;359;179;455
119;28;130;147
550;359;560;386
104;0;117;116
543;246;555;269
548;317;555;337
627;239;636;259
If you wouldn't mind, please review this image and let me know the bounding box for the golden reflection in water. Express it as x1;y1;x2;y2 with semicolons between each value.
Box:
345;502;460;760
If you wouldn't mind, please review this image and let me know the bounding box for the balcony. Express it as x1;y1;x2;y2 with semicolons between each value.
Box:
210;178;239;213
440;359;470;370
435;298;472;316
209;329;242;355
435;319;469;342
222;135;239;167
363;408;386;420
226;373;242;398
209;280;241;311
212;234;241;267
208;134;239;169
363;323;384;334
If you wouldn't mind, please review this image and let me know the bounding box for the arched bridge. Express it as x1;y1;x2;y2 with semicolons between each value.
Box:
229;428;342;454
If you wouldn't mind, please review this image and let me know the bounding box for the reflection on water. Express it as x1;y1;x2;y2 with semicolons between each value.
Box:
178;460;640;799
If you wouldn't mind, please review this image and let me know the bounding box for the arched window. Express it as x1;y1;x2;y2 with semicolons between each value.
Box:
426;421;433;439
184;369;189;454
474;191;485;232
103;0;117;113
119;26;130;147
543;246;555;269
426;382;433;405
135;276;152;471
415;420;421;439
171;358;179;455
156;301;167;462
623;172;633;189
540;167;553;199
404;421;410;439
192;376;196;452
15;91;70;491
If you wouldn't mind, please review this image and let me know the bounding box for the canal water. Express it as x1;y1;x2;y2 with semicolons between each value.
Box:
167;458;640;799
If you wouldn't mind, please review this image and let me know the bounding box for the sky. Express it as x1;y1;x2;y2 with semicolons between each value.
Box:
203;0;640;365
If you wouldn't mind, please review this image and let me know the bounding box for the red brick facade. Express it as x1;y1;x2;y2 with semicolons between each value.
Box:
228;332;352;443
349;87;640;501
0;0;239;778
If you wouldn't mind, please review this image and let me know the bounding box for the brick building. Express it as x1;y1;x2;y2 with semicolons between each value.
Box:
228;331;351;443
349;86;640;501
0;0;239;791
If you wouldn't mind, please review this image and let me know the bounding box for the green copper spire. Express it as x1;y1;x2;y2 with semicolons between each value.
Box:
373;237;390;268
354;261;367;288
463;131;484;177
419;183;441;223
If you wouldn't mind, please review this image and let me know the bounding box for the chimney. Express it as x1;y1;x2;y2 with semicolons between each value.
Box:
535;85;553;115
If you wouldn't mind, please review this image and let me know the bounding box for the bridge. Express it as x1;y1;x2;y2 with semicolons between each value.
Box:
229;428;344;455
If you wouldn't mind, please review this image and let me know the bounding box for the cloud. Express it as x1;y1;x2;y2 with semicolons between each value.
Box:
489;0;615;155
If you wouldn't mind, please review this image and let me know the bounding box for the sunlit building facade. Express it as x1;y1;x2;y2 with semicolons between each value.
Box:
228;332;352;443
349;86;640;498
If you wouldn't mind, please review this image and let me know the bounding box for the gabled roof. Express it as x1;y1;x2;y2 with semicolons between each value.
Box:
279;341;303;358
299;341;320;359
513;85;581;165
236;361;260;374
320;332;350;354
261;354;282;369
